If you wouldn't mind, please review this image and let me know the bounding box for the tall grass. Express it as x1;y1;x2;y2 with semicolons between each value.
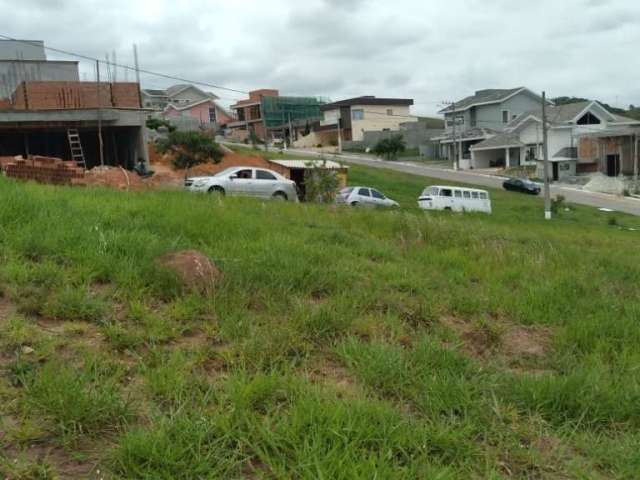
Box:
0;167;638;477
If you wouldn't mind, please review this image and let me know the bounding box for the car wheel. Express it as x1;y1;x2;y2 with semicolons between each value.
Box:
208;186;225;196
350;201;359;207
273;191;287;201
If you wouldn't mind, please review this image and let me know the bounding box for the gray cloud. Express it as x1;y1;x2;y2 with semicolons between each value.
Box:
0;0;638;114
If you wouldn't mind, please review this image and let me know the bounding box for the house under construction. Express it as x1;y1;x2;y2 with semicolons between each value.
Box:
0;40;148;170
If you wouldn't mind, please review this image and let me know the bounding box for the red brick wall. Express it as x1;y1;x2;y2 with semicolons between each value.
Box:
4;156;84;185
12;82;141;110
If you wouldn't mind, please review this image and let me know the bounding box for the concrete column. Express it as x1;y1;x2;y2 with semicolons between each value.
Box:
470;150;476;169
505;147;511;167
137;126;150;166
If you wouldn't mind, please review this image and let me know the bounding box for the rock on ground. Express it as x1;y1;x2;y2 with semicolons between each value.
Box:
156;250;222;293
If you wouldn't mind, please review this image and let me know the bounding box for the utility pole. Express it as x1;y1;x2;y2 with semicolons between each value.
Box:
451;101;458;170
96;60;104;167
288;112;294;148
634;133;638;192
542;91;551;220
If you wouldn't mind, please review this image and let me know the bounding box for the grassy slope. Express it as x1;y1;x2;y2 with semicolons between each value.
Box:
0;166;639;479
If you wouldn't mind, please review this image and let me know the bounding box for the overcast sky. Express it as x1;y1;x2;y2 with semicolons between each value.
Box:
1;0;639;115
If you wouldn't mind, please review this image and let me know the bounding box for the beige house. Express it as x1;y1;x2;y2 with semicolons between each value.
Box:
318;96;415;142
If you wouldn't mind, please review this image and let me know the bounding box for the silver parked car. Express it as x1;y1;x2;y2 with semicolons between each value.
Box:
185;167;298;201
336;186;399;208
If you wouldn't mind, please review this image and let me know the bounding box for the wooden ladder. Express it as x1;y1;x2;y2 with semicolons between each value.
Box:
67;129;86;169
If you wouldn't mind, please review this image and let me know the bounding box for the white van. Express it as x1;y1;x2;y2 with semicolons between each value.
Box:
418;185;492;214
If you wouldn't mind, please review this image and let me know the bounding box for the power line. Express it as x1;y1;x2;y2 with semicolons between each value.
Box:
0;34;249;96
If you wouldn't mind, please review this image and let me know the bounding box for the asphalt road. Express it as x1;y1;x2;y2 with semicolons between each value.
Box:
287;148;640;217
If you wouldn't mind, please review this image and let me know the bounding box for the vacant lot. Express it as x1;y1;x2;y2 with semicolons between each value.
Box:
0;165;639;479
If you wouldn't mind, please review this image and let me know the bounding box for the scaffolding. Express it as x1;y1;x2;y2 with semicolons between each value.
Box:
261;96;324;129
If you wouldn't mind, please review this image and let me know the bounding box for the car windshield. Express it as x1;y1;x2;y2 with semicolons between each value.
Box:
340;187;354;195
214;167;240;178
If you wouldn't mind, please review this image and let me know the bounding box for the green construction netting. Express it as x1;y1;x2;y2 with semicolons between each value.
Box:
261;96;324;128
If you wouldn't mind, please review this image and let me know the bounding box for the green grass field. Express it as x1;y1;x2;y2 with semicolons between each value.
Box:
1;164;639;479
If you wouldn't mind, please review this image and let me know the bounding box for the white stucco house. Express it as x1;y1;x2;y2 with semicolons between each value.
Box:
469;100;640;180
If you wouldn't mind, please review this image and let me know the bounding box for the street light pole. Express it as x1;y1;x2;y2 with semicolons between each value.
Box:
542;91;551;220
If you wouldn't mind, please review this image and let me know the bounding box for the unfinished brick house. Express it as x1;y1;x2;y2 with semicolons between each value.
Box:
0;39;148;170
227;89;324;142
0;80;149;169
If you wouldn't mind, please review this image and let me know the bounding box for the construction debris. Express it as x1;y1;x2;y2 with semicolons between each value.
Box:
73;166;145;191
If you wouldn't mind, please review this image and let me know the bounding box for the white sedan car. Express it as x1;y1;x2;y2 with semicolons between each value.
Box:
185;167;298;201
336;186;399;208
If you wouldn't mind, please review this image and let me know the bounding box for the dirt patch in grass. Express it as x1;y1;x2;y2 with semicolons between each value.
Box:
304;354;359;397
442;316;553;368
0;297;15;323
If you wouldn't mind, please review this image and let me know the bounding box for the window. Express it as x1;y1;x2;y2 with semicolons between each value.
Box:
256;170;277;180
234;169;253;179
502;110;510;124
463;191;471;199
386;109;393;116
209;106;217;123
249;105;261;120
471;191;479;199
479;192;488;200
352;109;364;121
358;188;370;197
526;145;537;162
371;189;385;199
441;189;453;197
454;190;462;198
577;112;601;125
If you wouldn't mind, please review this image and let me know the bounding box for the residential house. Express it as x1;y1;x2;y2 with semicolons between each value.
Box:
141;84;234;129
319;96;415;143
227;89;324;142
435;87;548;168
468;100;640;180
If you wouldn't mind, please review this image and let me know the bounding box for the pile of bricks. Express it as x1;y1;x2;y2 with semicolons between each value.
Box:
11;81;141;110
4;155;84;185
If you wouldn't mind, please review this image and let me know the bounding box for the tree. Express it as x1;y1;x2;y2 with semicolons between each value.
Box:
372;134;406;160
155;131;224;170
304;157;340;203
146;117;176;132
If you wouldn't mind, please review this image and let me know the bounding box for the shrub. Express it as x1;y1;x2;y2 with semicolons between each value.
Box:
156;131;224;170
372;134;406;160
304;158;340;203
146;117;176;133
